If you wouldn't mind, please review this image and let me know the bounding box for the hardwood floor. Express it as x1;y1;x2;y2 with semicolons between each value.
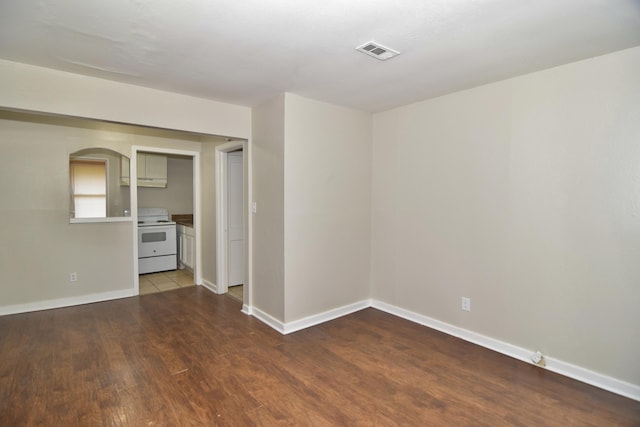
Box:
1;287;638;426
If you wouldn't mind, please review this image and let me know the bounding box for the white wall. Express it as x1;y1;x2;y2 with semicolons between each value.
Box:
0;60;250;138
371;46;640;386
250;94;372;324
2;43;638;395
283;94;372;322
137;156;194;216
0;111;198;310
251;95;286;321
0;61;250;313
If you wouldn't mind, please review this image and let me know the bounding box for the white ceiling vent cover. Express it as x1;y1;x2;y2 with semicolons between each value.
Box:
356;41;400;61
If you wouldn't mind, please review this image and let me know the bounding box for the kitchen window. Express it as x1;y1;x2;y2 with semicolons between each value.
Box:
70;159;107;218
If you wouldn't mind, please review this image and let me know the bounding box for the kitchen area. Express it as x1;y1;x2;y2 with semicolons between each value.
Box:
124;151;197;294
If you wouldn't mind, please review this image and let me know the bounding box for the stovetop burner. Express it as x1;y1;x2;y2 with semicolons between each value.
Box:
138;220;176;226
137;207;175;226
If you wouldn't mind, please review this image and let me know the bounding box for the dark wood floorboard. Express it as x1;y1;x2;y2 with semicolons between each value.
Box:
1;287;638;426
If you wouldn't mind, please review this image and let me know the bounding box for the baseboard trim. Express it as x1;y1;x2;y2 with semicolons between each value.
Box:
202;279;251;315
371;300;532;362
201;279;219;294
371;300;640;402
0;288;136;317
252;300;371;335
544;355;640;402
282;299;371;334
252;306;285;334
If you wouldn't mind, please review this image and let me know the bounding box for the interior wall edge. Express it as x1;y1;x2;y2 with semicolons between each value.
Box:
282;299;371;335
251;306;286;334
200;279;219;294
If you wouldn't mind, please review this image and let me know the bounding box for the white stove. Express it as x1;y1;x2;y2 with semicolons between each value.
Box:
138;207;176;227
137;208;177;274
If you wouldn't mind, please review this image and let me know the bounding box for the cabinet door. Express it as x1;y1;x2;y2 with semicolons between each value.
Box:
136;153;167;187
136;153;146;179
120;156;130;185
184;234;194;269
178;232;184;266
144;153;167;180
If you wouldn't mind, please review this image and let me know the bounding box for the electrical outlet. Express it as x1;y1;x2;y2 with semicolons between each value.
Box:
461;297;471;312
70;272;78;282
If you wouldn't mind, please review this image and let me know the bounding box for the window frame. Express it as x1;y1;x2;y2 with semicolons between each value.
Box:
69;157;108;219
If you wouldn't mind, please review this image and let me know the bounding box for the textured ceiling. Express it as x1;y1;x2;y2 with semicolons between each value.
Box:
1;0;639;112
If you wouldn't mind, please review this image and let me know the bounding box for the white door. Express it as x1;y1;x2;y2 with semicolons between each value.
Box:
227;151;244;286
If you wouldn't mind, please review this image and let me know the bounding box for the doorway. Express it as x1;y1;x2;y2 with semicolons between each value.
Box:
131;146;202;294
227;150;244;302
215;140;251;313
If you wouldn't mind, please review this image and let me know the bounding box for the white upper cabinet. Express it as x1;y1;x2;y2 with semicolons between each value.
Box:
137;153;167;187
120;153;168;187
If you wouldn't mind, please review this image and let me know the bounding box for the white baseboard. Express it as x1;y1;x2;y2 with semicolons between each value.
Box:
252;300;370;335
0;288;136;316
371;299;640;402
252;306;286;334
371;300;533;362
201;279;219;294
202;279;251;315
544;355;640;402
282;299;371;334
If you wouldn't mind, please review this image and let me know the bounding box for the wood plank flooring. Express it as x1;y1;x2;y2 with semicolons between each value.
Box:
1;287;638;426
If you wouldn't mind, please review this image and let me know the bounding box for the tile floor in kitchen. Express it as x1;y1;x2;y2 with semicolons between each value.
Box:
139;269;194;295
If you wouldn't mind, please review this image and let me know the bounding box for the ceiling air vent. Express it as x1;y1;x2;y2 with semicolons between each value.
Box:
356;41;400;61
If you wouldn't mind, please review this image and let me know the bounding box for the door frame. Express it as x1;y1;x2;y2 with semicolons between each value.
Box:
130;146;202;294
226;151;244;286
215;139;252;314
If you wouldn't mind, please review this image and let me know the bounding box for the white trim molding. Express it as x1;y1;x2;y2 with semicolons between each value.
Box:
282;300;371;334
371;300;533;362
201;279;219;294
214;139;253;309
201;279;253;315
370;300;640;402
0;288;136;317
251;298;640;401
252;300;371;335
543;356;640;403
131;145;202;291
252;306;286;334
